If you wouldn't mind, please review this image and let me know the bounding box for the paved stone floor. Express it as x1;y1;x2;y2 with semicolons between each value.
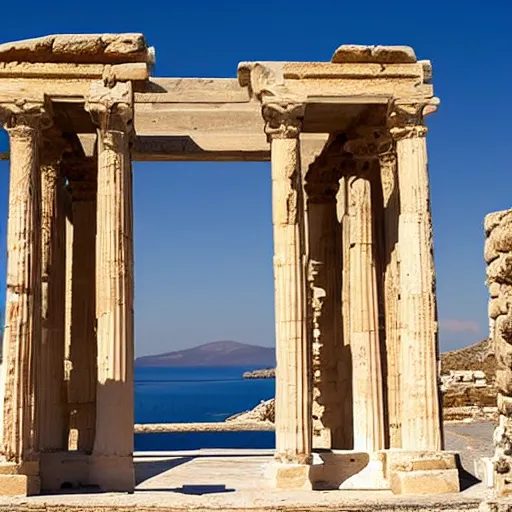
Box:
0;421;499;511
444;420;495;477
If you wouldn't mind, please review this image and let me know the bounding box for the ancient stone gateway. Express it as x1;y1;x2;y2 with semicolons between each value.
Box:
0;34;460;496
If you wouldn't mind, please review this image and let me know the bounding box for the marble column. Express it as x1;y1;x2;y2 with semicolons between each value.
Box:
64;192;73;446
38;140;68;453
336;172;354;449
0;103;48;495
380;149;402;448
65;157;98;453
342;148;385;453
262;102;312;469
389;103;442;451
305;156;344;449
86;82;135;491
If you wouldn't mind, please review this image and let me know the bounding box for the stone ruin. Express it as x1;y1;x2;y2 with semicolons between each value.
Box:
485;209;512;496
0;33;461;496
441;370;488;391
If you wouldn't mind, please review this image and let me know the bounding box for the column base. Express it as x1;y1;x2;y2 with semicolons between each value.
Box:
89;454;134;492
386;450;461;495
40;452;90;491
0;475;40;496
39;452;134;492
264;462;315;490
0;461;40;496
312;451;388;490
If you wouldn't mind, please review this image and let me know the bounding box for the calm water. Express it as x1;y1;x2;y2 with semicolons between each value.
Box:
134;366;275;451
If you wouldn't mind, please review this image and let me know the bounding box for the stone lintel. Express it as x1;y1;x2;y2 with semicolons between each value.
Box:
0;62;149;80
0;34;153;65
77;133;271;162
134;78;251;104
283;61;423;79
238;61;433;108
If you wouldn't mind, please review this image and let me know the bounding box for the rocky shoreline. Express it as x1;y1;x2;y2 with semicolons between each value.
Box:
226;399;275;423
231;368;498;425
242;368;275;379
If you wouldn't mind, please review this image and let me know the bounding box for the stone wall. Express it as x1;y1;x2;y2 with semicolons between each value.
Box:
485;208;512;495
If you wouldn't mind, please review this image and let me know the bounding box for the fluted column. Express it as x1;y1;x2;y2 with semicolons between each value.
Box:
336;172;354;448
344;137;385;452
38;138;68;453
389;102;442;451
305;156;344;449
342;143;385;453
86;82;134;491
380;149;401;448
262;102;311;465
64;157;98;453
0;102;49;495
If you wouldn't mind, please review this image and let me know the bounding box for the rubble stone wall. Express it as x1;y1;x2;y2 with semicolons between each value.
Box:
485;208;512;496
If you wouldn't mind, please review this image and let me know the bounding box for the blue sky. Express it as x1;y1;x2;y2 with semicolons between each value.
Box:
0;0;510;356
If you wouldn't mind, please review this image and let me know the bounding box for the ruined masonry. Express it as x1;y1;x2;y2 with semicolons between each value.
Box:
0;33;459;495
486;209;512;496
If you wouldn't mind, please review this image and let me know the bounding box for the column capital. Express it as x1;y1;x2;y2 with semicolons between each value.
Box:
379;150;397;166
343;135;393;161
40;130;72;167
85;81;133;133
305;153;342;203
262;102;304;140
388;99;439;140
0;99;52;132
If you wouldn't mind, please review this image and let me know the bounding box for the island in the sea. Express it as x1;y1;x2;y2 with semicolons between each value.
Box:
243;368;275;379
135;340;276;368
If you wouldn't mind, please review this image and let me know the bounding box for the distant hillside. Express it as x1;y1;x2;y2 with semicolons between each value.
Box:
441;338;496;380
238;338;497;380
135;341;276;368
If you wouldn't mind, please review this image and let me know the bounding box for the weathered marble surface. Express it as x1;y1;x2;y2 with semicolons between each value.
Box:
0;34;152;63
0;431;493;511
485;208;512;496
332;44;417;63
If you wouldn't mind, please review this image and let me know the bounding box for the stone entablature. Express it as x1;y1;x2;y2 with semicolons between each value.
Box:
0;34;459;497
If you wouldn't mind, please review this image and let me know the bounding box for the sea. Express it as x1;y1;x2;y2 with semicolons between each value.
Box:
134;366;275;451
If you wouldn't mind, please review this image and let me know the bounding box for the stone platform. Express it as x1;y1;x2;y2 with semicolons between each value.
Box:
0;452;490;512
0;421;497;511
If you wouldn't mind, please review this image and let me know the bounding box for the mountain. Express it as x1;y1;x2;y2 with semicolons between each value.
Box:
135;341;276;368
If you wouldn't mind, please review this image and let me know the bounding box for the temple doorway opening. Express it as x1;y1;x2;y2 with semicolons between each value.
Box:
131;161;277;452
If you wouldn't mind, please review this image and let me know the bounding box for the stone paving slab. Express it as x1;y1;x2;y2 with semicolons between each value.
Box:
0;450;491;512
0;421;498;511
